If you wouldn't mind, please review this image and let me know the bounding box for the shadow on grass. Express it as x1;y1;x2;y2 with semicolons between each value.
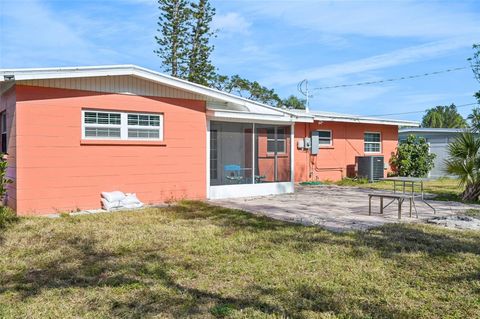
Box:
1;201;479;318
356;223;480;257
0;230;290;317
168;200;293;233
176;201;480;257
0;235;141;299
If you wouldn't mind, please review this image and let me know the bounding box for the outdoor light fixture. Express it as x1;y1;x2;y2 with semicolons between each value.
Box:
3;75;15;81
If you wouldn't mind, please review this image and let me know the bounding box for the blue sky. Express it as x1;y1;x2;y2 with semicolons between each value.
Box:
0;0;479;121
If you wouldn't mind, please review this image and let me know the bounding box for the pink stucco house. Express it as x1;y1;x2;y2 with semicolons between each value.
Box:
0;65;418;215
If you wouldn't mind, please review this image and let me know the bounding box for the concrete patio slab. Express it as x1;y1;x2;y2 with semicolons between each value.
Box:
211;185;480;232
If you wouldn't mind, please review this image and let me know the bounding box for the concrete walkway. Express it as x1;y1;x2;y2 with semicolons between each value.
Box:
211;185;480;232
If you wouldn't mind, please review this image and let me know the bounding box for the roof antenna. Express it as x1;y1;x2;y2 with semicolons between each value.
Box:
297;79;311;112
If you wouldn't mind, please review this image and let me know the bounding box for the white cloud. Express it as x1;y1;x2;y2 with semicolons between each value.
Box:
0;0;157;68
0;0;96;67
213;12;251;35
247;0;480;39
262;37;476;86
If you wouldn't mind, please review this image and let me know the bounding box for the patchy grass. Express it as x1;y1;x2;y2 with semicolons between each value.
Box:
1;201;479;318
463;209;480;218
0;206;18;229
330;177;464;202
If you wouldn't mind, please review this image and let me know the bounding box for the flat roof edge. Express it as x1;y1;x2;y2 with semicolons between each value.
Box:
313;115;420;127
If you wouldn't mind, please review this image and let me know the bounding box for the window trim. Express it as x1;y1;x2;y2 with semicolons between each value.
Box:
317;129;332;147
364;131;382;153
266;127;286;155
82;109;164;141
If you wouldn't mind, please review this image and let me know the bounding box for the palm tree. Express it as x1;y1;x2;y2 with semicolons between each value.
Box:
445;132;480;201
467;107;480;132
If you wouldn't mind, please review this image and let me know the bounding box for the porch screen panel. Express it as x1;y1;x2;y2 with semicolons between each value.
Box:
255;125;291;183
209;121;253;186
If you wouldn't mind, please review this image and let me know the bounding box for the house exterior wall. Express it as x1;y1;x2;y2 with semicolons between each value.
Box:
294;121;398;182
14;85;207;215
0;85;18;210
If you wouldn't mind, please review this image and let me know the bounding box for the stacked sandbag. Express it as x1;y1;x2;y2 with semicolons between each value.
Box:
121;193;143;209
101;191;144;211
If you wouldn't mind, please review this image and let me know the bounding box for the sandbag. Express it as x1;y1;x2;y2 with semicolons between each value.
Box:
121;193;141;205
121;193;144;209
101;191;126;202
101;191;144;211
122;202;143;209
101;198;122;211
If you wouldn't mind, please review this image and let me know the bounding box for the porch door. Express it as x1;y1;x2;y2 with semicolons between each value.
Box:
255;125;291;183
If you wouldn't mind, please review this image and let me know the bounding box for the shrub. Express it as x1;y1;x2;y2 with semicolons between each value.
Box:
390;134;436;177
445;131;480;201
0;206;17;229
0;154;12;205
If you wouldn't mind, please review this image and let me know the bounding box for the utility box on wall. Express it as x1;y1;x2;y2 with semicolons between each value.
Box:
304;137;311;150
355;156;384;182
297;132;319;155
310;131;319;155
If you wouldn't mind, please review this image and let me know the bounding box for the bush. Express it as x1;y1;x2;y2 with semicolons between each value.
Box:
0;206;17;229
390;134;436;177
0;154;12;204
445;131;480;201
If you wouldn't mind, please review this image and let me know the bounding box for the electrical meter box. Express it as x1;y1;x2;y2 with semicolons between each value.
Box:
297;139;305;149
310;131;319;155
304;137;311;149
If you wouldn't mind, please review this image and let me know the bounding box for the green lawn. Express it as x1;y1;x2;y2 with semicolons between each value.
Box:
334;177;464;202
1;201;479;318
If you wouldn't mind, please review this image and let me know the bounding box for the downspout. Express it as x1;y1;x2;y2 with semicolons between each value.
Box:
305;122;311;180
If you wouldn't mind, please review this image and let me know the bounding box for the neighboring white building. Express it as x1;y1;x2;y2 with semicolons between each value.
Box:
399;128;467;178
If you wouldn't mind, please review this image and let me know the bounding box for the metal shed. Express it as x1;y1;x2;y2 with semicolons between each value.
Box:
399;128;468;178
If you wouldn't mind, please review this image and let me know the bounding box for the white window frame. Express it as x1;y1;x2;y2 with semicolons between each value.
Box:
82;109;164;141
364;131;382;153
317;130;332;147
266;127;286;155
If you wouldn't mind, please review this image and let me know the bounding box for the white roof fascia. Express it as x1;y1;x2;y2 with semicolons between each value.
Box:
206;109;309;123
0;65;299;118
0;65;418;126
313;114;419;127
399;128;466;133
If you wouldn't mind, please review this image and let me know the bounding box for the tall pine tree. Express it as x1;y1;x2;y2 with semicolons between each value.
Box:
154;0;297;108
187;0;216;86
154;0;190;78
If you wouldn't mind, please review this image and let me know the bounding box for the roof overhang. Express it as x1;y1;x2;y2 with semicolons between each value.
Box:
206;109;313;123
0;65;302;119
399;128;467;134
313;114;419;127
0;64;419;127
